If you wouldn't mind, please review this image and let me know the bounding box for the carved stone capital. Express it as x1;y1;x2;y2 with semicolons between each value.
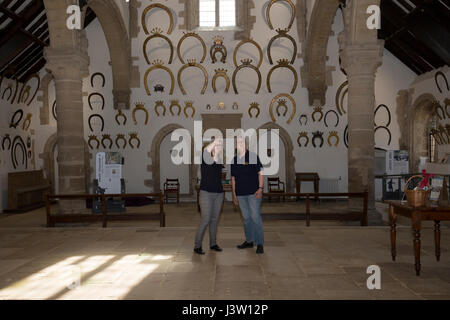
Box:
339;41;385;76
44;47;90;80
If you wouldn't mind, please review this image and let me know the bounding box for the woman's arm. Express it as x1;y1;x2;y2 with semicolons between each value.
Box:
232;176;238;205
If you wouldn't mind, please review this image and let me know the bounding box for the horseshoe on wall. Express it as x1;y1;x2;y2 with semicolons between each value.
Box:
21;86;30;103
2;84;13;101
212;69;230;93
91;72;105;88
11;135;27;170
52;101;57;121
233;39;263;69
267;59;298;94
297;132;309;147
433;102;446;120
141;3;174;35
439;125;450;144
344;125;348;148
328;131;340;147
324;110;339;128
299;114;307;126
115;109;127;125
267;28;297;65
312;107;324;122
129;132;141;149
132;103;149;125
170;100;182;116
9;109;24;129
144;60;175;95
435;71;449;93
88;92;105;110
375;126;392;146
276;99;288;117
444;98;450;118
144;28;174;65
177;32;207;64
335;81;348;116
88;135;100;150
232;59;262;94
2;134;11;151
248;102;260;118
374;104;391;127
210;36;227;63
184;101;196;118
431;129;444;145
116;134;127;149
101;134;113;149
22;113;32;131
266;0;296;31
178;60;208;95
269;93;296;124
312;131;324;148
18;74;39;106
154;100;167;116
88;114;105;132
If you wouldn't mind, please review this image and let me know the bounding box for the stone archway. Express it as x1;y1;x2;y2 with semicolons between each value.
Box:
257;122;296;192
147;124;197;195
409;93;439;172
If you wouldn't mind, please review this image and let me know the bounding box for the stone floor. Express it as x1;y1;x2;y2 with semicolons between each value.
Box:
0;202;449;300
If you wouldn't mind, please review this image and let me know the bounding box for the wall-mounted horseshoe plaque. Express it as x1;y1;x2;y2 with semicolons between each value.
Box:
374;104;391;127
101;134;113;149
297;132;309;147
9;109;23;129
212;69;230;93
435;71;449;93
91;72;105;88
312;107;324;122
88;135;100;150
2;84;13;101
210;36;227;63
248;102;260;118
178;59;208;95
170;100;182;116
154;100;167;116
22;113;32;131
18;74;40;106
335;81;348;116
52;101;57;121
266;0;296;31
312;131;324;148
328;131;340;147
344;125;348;148
132;103;149;125
375;126;392;146
129;132;141;149
269;93;296;124
267;59;298;94
141;3;174;35
299;114;307;126
232;59;262;94
233;39;263;69
177;32;207;64
144;60;175;95
324;110;339;128
267;28;297;65
11;135;27;169
184;101;196;118
115;109;127;125
88;92;105;110
116;134;127;149
2;134;11;151
88;114;105;132
144;28;174;65
276;99;288;117
434;101;446;120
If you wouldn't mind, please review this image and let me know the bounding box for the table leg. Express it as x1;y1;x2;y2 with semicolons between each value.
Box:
413;228;421;276
389;205;397;261
434;220;441;262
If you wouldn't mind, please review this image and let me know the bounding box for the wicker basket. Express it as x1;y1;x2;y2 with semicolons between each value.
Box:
404;175;430;207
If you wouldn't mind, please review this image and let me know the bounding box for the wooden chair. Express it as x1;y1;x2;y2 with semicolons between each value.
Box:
267;177;285;202
163;179;180;204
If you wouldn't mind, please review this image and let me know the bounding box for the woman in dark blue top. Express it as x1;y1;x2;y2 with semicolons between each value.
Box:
194;139;224;254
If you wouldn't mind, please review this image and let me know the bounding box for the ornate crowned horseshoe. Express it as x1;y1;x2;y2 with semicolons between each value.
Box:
115;109;127;125
233;39;263;69
142;3;174;35
232;59;262;94
248;102;260;118
116;134;127;149
312;107;324;122
88;114;105;132
155;100;167;116
299;114;307;126
101;134;113;149
312;131;324;148
144;28;174;65
297;132;309;147
129;132;141;149
2;134;11;151
267;28;297;65
170;100;182;116
132;103;149;125
88;135;100;150
11;135;27;170
269;93;296;124
88;92;105;110
324;110;339;127
22;113;32;131
374;104;391;127
144;60;175;95
210;36;227;63
276;99;288;116
435;71;449;93
212;69;230;93
177;32;207;64
445;98;450;118
91;72;105;87
336;81;348;116
184;101;196;118
9;109;24;128
267;59;298;94
375;126;392;146
328;131;340;147
178;59;208;95
18;74;40;106
266;0;296;31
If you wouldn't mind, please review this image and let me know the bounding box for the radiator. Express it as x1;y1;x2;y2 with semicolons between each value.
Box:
319;179;340;193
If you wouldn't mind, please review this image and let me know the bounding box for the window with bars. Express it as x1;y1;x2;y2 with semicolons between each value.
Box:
199;0;236;28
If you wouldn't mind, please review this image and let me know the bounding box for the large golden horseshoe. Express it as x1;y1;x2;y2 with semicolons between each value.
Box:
266;0;296;31
267;60;298;94
232;63;262;94
233;39;263;69
267;29;297;65
143;34;174;64
212;69;230;93
177;32;207;64
144;65;175;95
269;93;296;124
141;4;174;35
335;81;348;116
177;62;208;95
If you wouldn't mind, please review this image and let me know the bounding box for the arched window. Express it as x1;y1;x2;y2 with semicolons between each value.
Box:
199;0;236;28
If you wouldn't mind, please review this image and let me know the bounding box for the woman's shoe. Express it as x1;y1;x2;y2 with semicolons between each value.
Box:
210;245;222;252
194;247;205;255
237;241;254;249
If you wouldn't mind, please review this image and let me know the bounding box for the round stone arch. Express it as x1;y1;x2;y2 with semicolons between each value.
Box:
147;124;197;195
257;122;296;192
409;93;439;172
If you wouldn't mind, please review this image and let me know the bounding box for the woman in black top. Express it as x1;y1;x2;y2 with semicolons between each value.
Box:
194;139;224;254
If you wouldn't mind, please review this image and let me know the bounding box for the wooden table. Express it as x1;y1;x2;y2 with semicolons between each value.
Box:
386;200;450;276
295;172;320;200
